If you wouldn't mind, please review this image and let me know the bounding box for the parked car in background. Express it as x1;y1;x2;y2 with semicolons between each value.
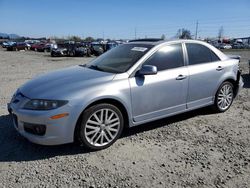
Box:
2;41;16;48
209;41;220;49
44;43;57;52
90;42;105;56
8;39;243;150
2;42;10;48
104;42;118;51
66;43;88;57
30;43;46;52
7;42;30;51
51;47;68;57
219;43;232;49
89;41;119;56
232;43;245;49
51;43;90;57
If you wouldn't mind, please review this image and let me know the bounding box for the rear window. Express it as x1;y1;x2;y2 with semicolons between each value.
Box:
186;43;220;65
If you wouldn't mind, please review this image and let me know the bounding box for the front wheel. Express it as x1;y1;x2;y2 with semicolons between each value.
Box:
77;104;124;150
213;81;234;112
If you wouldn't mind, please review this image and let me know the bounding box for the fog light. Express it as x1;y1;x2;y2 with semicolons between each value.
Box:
23;122;46;136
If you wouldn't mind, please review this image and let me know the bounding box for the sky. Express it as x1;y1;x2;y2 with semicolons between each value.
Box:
0;0;250;39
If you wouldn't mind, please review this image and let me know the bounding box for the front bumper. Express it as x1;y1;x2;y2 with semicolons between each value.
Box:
8;101;79;145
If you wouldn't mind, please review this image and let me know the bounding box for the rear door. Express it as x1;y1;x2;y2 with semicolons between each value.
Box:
129;43;189;122
185;43;223;109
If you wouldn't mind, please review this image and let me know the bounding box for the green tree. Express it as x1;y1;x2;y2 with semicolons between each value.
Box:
176;28;192;39
67;35;82;42
161;34;166;40
85;37;95;42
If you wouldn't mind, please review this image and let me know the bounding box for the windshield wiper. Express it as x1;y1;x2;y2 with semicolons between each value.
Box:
87;65;104;72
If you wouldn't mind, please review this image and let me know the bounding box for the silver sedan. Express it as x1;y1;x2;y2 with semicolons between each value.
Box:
8;39;244;150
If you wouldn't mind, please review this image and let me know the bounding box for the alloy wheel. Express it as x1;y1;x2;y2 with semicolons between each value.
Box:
217;83;233;111
84;108;121;147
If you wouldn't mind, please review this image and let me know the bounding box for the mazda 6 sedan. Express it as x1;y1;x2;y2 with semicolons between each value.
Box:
8;39;243;150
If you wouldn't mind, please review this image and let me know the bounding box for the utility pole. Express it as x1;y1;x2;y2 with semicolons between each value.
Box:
134;27;137;39
102;31;105;40
195;21;199;39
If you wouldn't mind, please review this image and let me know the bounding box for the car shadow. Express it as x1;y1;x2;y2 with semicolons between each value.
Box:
242;73;250;88
0;107;215;162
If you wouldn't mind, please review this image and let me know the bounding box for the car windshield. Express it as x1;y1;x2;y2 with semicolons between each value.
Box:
85;44;153;73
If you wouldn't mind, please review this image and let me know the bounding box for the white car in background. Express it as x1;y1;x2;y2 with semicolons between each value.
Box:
220;44;232;49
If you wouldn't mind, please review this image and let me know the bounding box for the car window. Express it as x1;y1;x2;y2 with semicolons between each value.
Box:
143;44;184;71
86;44;153;73
210;50;220;62
186;43;220;65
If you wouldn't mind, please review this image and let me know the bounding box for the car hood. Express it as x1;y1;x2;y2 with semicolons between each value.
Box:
19;65;115;99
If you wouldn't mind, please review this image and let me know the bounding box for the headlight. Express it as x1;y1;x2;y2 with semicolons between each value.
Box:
23;99;68;110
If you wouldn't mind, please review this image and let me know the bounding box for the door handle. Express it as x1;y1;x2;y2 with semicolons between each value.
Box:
216;66;224;71
176;75;187;80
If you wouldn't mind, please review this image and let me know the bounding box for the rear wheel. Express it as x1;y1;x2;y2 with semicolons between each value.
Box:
77;103;124;150
213;81;234;112
69;51;75;57
87;49;91;57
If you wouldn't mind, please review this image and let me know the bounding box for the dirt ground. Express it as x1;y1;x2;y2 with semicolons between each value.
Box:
0;48;249;188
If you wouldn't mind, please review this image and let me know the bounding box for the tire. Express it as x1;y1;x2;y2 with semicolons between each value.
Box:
69;51;75;57
213;81;234;112
76;103;124;150
87;49;91;57
51;52;56;57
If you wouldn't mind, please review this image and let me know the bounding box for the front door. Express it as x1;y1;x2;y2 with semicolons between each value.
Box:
129;43;189;123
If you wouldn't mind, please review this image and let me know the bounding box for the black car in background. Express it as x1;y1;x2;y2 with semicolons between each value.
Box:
7;42;30;51
105;42;118;51
51;42;91;57
1;41;16;48
90;42;105;56
90;42;118;56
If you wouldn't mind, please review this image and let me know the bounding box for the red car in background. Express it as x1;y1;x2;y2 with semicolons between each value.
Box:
30;43;46;52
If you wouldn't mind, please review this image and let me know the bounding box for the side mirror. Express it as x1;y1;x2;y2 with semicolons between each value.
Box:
137;65;157;76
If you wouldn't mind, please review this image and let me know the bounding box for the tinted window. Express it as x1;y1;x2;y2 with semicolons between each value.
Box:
211;50;220;62
144;44;184;71
86;44;153;73
186;43;220;65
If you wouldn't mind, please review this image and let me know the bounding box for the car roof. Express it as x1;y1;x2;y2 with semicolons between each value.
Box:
127;39;229;61
128;39;204;46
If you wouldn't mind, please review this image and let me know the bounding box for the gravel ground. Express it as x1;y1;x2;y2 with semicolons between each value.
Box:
0;48;249;188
